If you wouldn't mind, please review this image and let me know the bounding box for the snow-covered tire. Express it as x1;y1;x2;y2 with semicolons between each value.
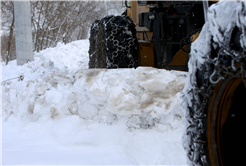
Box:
96;15;139;68
88;20;100;68
182;1;246;166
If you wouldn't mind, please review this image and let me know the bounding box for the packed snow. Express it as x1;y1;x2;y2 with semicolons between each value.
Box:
1;39;188;165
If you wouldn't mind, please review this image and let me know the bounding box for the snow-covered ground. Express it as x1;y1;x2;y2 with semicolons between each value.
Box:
1;40;188;165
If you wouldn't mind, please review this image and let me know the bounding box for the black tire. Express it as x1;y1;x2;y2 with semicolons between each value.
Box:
88;20;100;68
184;37;246;166
182;1;246;166
96;15;139;68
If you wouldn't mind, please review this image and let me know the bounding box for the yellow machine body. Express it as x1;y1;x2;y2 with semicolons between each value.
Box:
126;1;203;70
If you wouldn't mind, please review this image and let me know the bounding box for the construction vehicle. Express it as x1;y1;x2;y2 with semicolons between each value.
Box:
88;1;208;70
88;1;246;166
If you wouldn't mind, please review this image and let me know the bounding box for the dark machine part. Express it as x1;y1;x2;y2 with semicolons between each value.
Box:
138;1;205;69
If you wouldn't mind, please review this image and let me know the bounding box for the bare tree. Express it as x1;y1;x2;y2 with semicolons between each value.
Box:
1;1;125;63
1;1;15;64
30;1;112;51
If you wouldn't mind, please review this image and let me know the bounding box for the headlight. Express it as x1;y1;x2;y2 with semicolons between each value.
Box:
148;13;155;20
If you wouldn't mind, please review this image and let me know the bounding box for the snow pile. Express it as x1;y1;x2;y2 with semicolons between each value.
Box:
2;67;187;129
2;39;188;165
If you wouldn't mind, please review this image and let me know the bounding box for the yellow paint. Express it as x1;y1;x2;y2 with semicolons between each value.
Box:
192;33;200;42
138;42;154;67
168;45;188;66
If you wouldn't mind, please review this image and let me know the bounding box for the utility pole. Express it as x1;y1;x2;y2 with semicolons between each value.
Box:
203;1;209;22
14;1;33;66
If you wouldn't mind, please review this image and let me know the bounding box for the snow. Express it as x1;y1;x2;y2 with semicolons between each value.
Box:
2;39;188;165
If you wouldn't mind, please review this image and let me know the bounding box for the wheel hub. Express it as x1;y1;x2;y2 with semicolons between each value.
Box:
208;76;245;166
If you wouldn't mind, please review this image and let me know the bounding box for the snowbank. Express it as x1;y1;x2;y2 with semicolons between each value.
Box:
2;39;188;165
